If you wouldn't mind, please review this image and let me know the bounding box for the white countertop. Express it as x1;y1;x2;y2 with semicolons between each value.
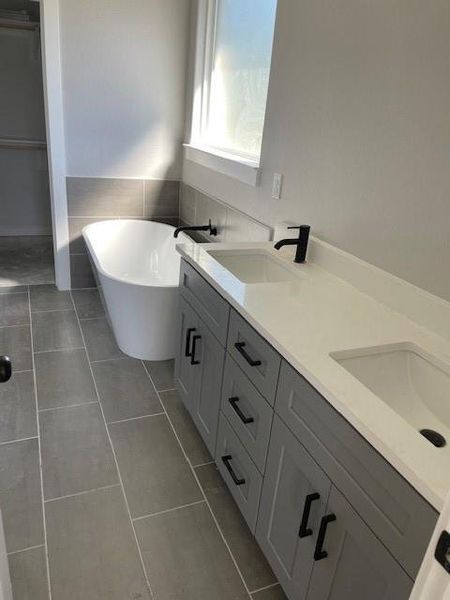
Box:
176;240;450;511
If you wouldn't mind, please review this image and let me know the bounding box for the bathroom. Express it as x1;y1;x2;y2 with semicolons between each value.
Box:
0;0;449;599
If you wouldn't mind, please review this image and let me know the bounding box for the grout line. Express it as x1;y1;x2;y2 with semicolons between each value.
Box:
77;316;108;322
141;360;253;600
90;356;128;364
34;347;85;355
31;307;75;314
0;322;30;329
7;368;33;375
7;544;45;557
107;412;165;426
70;291;155;599
250;582;280;595
28;287;53;600
44;483;121;504
132;499;206;523
38;401;98;413
155;387;177;394
0;435;38;447
192;460;215;469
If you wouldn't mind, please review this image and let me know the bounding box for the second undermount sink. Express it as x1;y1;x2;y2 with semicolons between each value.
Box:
207;249;300;284
332;343;450;450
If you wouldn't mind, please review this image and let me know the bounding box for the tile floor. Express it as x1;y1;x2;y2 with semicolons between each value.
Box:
0;237;55;287
0;284;286;600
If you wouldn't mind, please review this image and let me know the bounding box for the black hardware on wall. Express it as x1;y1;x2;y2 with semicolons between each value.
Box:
185;328;196;357
221;455;246;486
234;342;262;367
190;335;201;365
298;493;321;538
314;513;336;561
0;356;12;383
228;397;255;425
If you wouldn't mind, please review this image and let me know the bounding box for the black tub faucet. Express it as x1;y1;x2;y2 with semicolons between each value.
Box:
274;225;310;263
174;219;217;239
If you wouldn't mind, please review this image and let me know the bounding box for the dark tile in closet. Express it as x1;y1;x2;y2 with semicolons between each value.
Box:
109;414;202;517
32;310;82;352
0;438;44;552
143;359;175;391
0;285;28;295
159;389;211;467
8;546;49;600
29;284;72;312
0;325;32;371
0;371;37;443
135;502;249;600
71;288;104;319
40;403;118;500
92;357;162;423
196;463;277;592
35;348;97;410
0;292;29;326
45;486;150;600
80;317;124;362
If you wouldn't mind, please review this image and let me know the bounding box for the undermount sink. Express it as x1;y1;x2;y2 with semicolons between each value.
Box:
207;249;299;284
332;343;450;450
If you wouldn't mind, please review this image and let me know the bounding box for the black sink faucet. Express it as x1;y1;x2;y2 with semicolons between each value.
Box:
174;219;218;239
274;225;311;263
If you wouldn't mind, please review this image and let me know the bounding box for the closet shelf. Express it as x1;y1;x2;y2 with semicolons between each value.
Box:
0;138;46;151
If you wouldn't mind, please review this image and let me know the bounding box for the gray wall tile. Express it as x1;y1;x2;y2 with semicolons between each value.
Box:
144;180;179;217
32;310;82;352
68;217;113;254
8;546;49;600
225;206;272;243
180;184;196;225
70;255;96;289
196;191;227;242
67;177;144;217
45;486;150;600
0;371;37;443
0;325;32;371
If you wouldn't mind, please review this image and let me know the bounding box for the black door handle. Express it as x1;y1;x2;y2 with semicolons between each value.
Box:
234;342;261;367
185;327;196;357
190;335;201;365
314;513;336;560
298;493;320;538
221;455;245;486
228;397;254;425
0;356;12;383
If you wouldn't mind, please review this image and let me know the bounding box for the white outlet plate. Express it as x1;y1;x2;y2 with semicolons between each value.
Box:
272;172;283;199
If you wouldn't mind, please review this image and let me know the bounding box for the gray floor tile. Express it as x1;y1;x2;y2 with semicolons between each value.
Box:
252;585;288;600
8;546;49;600
71;288;104;319
0;325;32;371
35;348;97;410
45;486;150;600
0;371;37;443
196;463;277;592
40;403;118;500
109;415;201;517
0;293;29;327
80;317;124;362
32;310;82;352
0;286;28;295
143;359;175;391
135;502;249;600
160;390;211;467
0;438;44;552
30;285;73;312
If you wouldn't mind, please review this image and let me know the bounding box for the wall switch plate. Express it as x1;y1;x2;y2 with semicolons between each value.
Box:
272;173;283;199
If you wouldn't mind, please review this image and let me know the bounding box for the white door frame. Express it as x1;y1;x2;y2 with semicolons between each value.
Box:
40;0;71;290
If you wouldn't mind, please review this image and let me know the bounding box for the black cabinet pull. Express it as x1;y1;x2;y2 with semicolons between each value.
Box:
234;342;261;367
190;335;201;365
229;397;254;425
185;328;196;357
0;356;12;383
314;513;336;561
298;493;320;538
221;455;245;486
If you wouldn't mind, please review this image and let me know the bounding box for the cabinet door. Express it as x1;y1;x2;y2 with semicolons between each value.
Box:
174;295;199;412
307;486;413;600
256;416;331;600
189;316;225;455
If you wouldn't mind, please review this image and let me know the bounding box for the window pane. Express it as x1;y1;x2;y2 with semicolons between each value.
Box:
205;0;277;158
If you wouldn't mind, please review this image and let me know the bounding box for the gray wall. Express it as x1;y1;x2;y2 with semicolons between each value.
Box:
183;0;450;302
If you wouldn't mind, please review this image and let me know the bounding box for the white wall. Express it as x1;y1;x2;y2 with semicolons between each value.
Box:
183;0;450;302
59;0;191;180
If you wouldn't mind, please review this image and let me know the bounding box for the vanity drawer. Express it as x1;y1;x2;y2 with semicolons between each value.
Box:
221;355;274;473
179;259;230;346
216;413;263;532
227;310;281;404
275;360;438;579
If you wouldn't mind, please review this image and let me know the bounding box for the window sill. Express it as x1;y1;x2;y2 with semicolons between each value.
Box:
183;143;261;187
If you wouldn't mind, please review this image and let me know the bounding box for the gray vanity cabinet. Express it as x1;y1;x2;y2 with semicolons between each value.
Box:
175;295;199;411
256;416;332;600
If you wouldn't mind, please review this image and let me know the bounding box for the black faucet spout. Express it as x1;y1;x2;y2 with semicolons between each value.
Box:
273;238;297;250
174;219;217;239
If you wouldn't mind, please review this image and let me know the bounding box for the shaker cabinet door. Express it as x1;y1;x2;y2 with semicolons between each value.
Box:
175;295;199;412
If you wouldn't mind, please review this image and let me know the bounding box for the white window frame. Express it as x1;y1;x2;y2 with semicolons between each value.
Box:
184;0;266;187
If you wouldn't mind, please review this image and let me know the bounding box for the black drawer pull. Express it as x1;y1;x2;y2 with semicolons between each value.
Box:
221;455;245;486
314;513;336;561
298;493;320;538
185;328;196;357
0;356;12;383
234;342;261;367
229;397;254;425
190;335;201;365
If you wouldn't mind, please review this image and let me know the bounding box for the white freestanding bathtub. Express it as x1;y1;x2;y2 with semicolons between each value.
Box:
82;220;190;360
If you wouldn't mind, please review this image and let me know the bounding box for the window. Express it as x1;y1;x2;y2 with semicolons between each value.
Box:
187;0;277;183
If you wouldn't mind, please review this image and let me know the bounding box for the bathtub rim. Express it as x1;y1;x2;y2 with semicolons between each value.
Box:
82;219;193;289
